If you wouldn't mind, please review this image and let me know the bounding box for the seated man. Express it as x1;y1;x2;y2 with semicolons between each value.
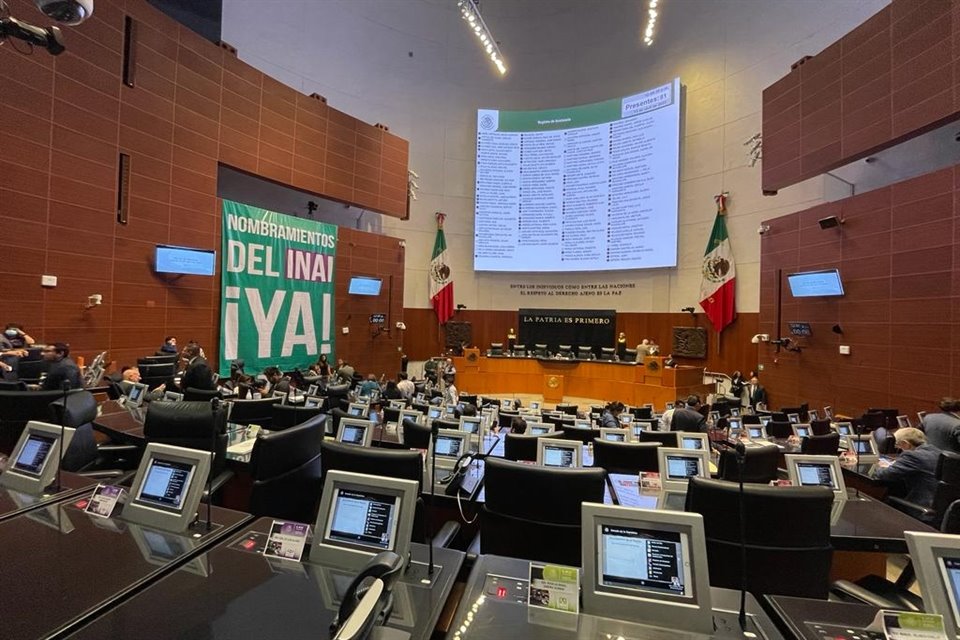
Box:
670;395;707;433
358;373;380;397
159;335;177;354
40;342;82;390
874;427;941;514
921;398;960;453
263;366;291;396
119;366;165;401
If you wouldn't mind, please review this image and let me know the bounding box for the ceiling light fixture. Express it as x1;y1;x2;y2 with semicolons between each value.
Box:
458;0;507;75
643;0;661;46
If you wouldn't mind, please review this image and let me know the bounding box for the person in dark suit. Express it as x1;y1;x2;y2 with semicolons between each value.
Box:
874;427;941;516
177;341;215;392
671;395;707;432
745;376;767;409
40;342;82;390
921;398;960;453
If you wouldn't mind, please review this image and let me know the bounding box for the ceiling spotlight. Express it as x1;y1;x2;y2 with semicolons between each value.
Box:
458;0;508;76
643;0;663;46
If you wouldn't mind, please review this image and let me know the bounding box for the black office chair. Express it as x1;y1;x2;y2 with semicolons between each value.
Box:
183;387;222;402
742;414;761;425
556;345;573;358
460;394;478;407
411;401;430;416
433;417;460;432
532;344;549;358
488;343;504;356
512;344;527;357
592;439;660;474
555;404;578;416
598;347;616;361
886;451;960;527
270;404;324;431
631;406;653;420
504;431;564;462
859;412;886;432
560;425;601;445
801;432;841;455
717;444;779;483
319;441;459;547
770;412;789;422
227;396;282;428
638;430;679;447
0;388;84;454
401;417;431;449
52;391;137;475
576;346;594;360
810;419;832;436
685;476;834;598
248;420;324;522
143;400;233;497
623;348;638;361
479;457;606;565
16;358;50;382
767;420;793;439
323;383;351;412
0;380;26;391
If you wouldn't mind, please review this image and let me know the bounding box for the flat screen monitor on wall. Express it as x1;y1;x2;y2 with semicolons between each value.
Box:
155;245;216;276
786;269;844;297
348;276;382;296
474;78;681;273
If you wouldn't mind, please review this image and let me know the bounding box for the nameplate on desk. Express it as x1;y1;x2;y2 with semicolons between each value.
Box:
877;611;947;640
264;520;310;562
84;484;125;519
528;563;579;614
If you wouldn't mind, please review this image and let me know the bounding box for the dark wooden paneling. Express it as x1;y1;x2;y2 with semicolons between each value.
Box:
763;0;960;193
402;309;760;384
759;165;960;418
0;0;408;371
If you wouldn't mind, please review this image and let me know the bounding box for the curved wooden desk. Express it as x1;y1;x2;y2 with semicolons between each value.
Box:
453;354;710;406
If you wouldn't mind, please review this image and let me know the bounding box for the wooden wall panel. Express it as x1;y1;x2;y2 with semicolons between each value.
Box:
401;309;760;384
0;0;408;372
759;165;960;418
762;0;960;193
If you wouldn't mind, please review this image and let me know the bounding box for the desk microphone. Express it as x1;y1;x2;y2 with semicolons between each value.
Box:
441;436;500;496
57;380;70;492
427;417;441;577
734;440;748;631
207;396;222;531
853;422;863;498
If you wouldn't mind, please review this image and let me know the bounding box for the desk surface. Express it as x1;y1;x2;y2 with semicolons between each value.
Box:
68;517;465;640
0;502;250;639
606;474;936;553
447;554;784;640
0;470;97;523
765;595;880;640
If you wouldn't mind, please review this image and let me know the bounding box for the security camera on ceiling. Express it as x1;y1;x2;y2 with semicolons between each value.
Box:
0;0;92;56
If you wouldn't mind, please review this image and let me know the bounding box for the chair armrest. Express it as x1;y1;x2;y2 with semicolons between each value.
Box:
201;470;235;501
887;496;936;522
431;520;460;549
77;469;126;480
466;531;481;559
830;580;904;609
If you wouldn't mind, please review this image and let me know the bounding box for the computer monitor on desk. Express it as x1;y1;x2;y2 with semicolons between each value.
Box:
537;439;582;468
581;503;714;633
834;421;853;436
337;419;374;447
431;429;468;469
528;423;552;436
122;443;211;532
347;403;368;418
600;428;629;443
792;424;812;438
679;432;708;451
310;470;418;570
785;454;847;501
906;532;960;638
745;424;767;441
0;420;76;493
657;448;709;492
845;435;879;462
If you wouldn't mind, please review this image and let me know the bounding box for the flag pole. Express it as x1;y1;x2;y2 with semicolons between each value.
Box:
713;192;729;358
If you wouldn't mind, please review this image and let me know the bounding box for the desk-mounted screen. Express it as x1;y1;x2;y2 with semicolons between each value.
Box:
155;245;216;276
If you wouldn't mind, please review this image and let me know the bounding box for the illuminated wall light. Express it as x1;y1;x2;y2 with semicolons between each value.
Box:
457;0;508;75
642;0;662;46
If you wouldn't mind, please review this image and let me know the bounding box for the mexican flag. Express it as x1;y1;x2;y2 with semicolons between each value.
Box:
430;213;454;324
699;202;736;332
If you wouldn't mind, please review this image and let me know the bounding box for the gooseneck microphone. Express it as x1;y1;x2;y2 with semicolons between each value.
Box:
734;440;748;631
207;396;221;531
427;416;441;577
57;380;70;491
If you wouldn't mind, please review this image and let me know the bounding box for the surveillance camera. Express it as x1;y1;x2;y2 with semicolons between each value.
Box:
395;321;406;330
398;240;406;248
757;224;771;235
36;0;93;25
750;333;769;344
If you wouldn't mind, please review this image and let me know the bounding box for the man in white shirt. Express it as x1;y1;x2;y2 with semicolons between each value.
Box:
443;374;458;406
396;372;415;401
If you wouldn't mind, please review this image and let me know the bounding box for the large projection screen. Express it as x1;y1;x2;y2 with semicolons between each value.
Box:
474;78;681;273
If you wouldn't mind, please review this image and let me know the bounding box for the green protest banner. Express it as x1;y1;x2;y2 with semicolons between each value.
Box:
219;200;337;376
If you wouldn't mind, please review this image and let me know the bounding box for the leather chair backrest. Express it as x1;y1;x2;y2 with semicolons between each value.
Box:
143;401;228;475
0;381;26;391
248;421;324;522
49;390;98;427
810;419;832;436
638;431;679;447
556;404;578;416
931;452;960;524
433;418;460;432
770;412;788;422
401;418;431;449
16;359;50;380
742;414;761;425
227;396;282;427
504;431;564;462
801;432;840;455
250;420;324;482
717;444;779;483
319;440;422;490
559;425;601;445
685;476;833;598
592;439;660;474
184;387;222;402
767;420;793;439
410;401;430;415
0;389;83;452
270;404;323;431
383;407;401;425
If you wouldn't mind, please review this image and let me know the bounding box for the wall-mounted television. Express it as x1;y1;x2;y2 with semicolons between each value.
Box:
787;269;844;297
155;245;216;276
348;276;382;296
